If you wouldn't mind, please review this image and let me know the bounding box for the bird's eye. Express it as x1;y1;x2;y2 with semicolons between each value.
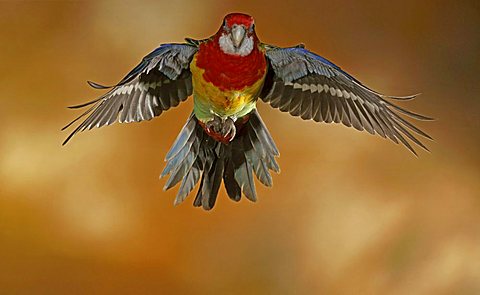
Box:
223;20;230;32
249;24;254;33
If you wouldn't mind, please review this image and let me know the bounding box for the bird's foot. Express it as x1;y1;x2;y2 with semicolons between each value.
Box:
205;115;236;142
205;115;222;133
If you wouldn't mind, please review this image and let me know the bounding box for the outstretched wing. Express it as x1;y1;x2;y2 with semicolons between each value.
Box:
62;43;198;145
260;46;433;155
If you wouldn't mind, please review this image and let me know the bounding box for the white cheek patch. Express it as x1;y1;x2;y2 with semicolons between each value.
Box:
219;34;254;56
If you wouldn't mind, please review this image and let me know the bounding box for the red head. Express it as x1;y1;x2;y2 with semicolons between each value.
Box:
224;13;255;29
217;13;258;56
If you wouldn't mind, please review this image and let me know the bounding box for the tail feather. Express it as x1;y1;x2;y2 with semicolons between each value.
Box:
201;151;225;210
223;149;242;202
164;115;198;161
232;139;257;202
161;122;202;187
175;161;201;206
162;110;280;210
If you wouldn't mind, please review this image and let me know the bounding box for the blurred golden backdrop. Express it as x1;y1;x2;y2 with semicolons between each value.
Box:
0;0;479;294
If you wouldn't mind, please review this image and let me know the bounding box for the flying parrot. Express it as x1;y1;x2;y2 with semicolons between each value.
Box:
63;13;432;210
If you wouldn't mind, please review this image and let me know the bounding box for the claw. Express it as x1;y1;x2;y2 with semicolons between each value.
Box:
228;128;236;141
221;117;236;140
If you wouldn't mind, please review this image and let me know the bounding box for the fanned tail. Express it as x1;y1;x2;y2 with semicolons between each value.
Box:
161;110;279;210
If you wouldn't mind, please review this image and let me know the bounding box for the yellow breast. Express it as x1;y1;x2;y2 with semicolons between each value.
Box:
190;55;266;120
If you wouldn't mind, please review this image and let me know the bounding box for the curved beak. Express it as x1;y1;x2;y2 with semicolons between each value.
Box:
230;25;246;48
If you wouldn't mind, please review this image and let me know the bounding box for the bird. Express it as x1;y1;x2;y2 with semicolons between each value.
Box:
63;13;433;210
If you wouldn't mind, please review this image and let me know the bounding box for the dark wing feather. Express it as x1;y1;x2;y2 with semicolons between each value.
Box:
261;46;433;155
62;43;198;145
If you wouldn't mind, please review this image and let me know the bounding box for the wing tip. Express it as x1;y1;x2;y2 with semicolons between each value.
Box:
87;80;113;89
67;97;103;109
61;133;74;146
382;92;421;101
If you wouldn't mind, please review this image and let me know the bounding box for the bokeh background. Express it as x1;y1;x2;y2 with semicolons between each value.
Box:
1;0;479;294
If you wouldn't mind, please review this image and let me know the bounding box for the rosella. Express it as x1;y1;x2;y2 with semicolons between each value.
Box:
63;13;432;210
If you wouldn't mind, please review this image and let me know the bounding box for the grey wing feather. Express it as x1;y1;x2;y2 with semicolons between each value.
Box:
62;44;198;145
261;46;433;155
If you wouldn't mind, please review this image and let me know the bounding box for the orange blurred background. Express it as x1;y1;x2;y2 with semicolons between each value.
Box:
1;1;479;294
